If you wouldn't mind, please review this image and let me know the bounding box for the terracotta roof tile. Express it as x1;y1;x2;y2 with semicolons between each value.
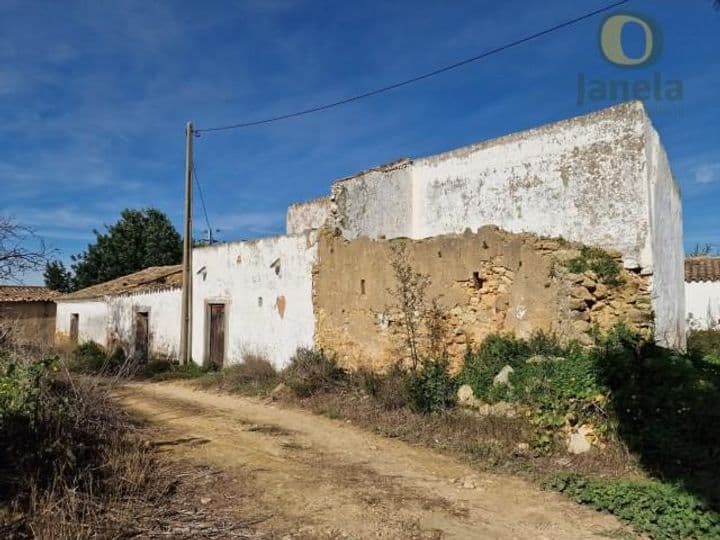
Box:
0;286;59;302
685;257;720;283
60;265;182;301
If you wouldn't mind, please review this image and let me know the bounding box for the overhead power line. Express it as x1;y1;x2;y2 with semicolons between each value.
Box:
196;0;629;134
192;163;215;243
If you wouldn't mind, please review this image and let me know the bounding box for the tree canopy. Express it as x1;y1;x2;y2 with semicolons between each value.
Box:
43;260;73;292
70;208;182;290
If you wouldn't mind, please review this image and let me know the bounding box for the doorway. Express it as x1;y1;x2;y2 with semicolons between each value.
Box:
135;311;149;362
70;313;79;344
207;303;225;369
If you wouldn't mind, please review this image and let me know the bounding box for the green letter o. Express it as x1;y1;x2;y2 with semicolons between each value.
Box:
601;14;654;66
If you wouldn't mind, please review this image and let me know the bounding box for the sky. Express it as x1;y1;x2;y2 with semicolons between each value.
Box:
1;0;718;284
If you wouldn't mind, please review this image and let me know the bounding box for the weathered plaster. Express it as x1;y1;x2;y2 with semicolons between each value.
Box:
107;289;182;358
286;197;333;235
56;300;109;347
191;232;318;369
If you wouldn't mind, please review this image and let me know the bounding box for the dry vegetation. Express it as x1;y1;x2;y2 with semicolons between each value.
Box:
0;349;261;539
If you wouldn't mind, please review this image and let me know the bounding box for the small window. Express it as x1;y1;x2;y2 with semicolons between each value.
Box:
270;258;281;277
472;272;484;289
360;279;366;295
437;251;442;258
258;297;263;307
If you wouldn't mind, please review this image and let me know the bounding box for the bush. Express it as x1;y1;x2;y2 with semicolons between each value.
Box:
355;364;411;410
282;348;345;397
406;358;457;413
546;473;720;539
145;360;205;381
565;246;624;286
688;330;720;365
201;355;279;394
67;341;108;373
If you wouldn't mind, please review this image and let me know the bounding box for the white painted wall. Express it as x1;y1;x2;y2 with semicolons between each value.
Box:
56;289;182;357
107;289;181;358
56;300;108;346
644;118;685;349
287;197;332;235
191;232;318;369
686;281;720;330
331;160;413;240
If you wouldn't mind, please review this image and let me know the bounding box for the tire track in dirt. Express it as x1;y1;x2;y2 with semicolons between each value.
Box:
117;381;628;539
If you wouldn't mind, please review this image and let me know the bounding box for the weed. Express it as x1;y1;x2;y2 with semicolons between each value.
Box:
406;357;457;413
282;348;345;397
565;246;624;287
546;473;720;539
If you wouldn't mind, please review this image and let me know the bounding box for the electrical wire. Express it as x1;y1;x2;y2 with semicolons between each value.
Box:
192;163;215;243
195;0;629;134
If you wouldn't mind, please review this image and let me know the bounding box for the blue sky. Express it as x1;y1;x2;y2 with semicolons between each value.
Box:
1;0;718;284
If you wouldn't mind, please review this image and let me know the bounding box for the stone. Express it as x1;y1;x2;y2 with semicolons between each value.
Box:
572;320;591;334
493;365;514;386
270;382;289;400
571;286;595;303
567;424;595;455
568;298;588;311
526;355;565;364
594;282;609;300
457;384;477;406
200;497;212;505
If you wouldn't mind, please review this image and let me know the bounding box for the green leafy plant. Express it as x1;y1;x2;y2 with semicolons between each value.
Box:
67;341;108;374
406;357;457;413
565;246;624;287
546;474;720;539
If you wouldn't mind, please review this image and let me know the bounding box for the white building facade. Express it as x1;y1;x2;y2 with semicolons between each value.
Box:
685;258;720;331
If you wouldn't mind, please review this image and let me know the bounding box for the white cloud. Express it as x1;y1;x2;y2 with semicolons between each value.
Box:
696;163;720;184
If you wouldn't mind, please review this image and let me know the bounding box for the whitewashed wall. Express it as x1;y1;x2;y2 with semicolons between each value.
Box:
331;160;413;240
686;281;720;330
644;118;685;349
107;289;181;358
56;300;108;346
287;197;332;235
191;232;318;369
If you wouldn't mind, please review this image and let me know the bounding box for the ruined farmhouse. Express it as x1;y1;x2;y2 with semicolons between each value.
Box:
55;101;685;369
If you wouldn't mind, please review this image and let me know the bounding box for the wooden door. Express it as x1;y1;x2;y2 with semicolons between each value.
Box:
135;312;149;362
70;314;79;344
208;304;225;369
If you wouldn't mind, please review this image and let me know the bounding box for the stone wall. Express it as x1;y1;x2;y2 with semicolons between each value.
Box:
313;227;652;371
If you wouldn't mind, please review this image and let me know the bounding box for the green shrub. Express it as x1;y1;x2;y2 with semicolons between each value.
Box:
282;348;345;397
146;361;205;381
688;330;720;365
357;364;412;410
565;246;624;286
67;341;107;374
546;473;720;539
406;357;457;413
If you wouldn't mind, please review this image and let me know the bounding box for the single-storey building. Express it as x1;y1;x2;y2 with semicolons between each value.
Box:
55;101;687;370
685;257;720;330
0;285;58;348
55;265;181;360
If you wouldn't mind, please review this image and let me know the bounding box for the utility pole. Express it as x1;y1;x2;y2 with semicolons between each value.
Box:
180;122;193;365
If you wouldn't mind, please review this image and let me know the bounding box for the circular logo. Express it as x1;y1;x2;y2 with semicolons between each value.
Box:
600;13;661;67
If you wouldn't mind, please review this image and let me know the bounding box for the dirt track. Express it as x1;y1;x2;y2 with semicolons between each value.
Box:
117;381;626;539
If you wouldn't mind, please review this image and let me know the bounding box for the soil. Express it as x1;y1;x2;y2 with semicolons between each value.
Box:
117;380;629;539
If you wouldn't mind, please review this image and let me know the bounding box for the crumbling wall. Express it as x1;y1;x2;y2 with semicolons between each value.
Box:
313;227;652;371
286;197;333;235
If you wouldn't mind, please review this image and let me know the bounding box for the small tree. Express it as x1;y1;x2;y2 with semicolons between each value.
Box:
43;260;73;292
388;242;430;369
0;217;48;282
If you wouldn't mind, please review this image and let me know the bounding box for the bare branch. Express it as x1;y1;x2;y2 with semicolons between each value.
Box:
0;216;50;282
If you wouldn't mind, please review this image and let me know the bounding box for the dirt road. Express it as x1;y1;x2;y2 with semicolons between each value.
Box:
117;381;625;539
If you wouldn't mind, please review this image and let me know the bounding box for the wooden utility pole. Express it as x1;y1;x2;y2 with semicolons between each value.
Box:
180;122;193;365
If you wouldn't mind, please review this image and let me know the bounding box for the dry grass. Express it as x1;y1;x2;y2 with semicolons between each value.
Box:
0;352;262;539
